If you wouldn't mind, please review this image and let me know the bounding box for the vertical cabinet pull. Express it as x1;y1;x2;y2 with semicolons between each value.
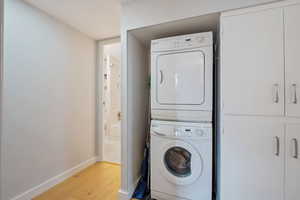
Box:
291;84;297;104
160;70;164;84
273;84;280;103
291;138;298;159
274;136;280;156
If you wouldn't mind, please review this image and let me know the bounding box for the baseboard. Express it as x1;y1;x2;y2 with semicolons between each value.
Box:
11;157;97;200
96;156;102;162
119;189;130;200
118;177;140;200
100;161;121;166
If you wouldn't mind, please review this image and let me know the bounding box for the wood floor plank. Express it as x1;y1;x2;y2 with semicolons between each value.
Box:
33;162;121;200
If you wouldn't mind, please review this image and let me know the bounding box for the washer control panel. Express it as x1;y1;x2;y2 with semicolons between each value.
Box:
174;127;207;137
151;121;211;138
151;32;213;52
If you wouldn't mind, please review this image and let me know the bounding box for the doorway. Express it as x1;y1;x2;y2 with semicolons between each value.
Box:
98;40;121;164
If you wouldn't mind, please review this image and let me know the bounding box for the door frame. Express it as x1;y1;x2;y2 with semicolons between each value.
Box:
96;37;120;162
0;0;4;198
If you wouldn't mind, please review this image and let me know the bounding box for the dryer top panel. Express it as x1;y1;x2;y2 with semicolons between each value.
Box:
151;32;213;52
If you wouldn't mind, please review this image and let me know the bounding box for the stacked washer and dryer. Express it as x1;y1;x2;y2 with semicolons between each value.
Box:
150;32;213;200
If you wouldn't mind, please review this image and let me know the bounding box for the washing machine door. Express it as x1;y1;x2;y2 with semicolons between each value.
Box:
156;50;205;105
159;140;203;186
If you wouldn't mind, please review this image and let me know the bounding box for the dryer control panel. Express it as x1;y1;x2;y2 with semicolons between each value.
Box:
151;32;213;52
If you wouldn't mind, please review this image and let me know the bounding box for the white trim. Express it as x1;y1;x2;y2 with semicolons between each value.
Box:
96;156;103;162
118;189;130;200
120;29;129;195
10;157;97;200
118;177;140;200
0;0;4;198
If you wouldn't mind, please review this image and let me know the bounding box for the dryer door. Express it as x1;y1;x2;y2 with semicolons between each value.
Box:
159;140;203;186
156;50;205;105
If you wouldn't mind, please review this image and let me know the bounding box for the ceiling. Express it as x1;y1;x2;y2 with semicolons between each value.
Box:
24;0;121;40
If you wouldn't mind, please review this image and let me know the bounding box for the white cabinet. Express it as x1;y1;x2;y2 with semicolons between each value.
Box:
285;5;300;117
221;3;300;200
221;119;285;200
221;8;285;116
222;4;300;118
286;124;300;200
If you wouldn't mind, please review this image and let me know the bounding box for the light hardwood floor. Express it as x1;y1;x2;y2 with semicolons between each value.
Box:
33;162;121;200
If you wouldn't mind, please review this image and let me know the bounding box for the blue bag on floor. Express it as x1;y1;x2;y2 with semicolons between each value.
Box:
132;145;150;199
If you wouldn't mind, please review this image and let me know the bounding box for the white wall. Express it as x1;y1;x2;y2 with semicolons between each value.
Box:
122;0;281;30
120;31;149;200
1;1;96;200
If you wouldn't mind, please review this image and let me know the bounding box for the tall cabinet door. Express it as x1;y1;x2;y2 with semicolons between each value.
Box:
222;8;285;116
285;5;300;117
286;124;300;200
221;119;285;200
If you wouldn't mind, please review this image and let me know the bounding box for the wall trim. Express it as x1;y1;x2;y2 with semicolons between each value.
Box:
118;177;140;200
10;157;97;200
0;0;4;197
96;156;103;162
119;189;130;200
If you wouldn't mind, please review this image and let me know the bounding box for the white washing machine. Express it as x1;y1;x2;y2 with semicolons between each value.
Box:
151;32;213;122
151;120;212;200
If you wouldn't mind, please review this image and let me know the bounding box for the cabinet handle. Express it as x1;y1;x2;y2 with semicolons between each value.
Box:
291;138;298;159
292;84;297;104
160;70;164;84
273;84;280;103
274;136;280;156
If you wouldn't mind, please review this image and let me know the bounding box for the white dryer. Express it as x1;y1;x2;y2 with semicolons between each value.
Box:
151;120;212;200
151;32;213;122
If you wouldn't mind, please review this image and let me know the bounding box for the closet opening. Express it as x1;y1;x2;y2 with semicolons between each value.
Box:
120;12;221;199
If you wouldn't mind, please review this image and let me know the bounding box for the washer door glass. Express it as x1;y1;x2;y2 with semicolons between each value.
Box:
164;146;191;177
159;140;203;185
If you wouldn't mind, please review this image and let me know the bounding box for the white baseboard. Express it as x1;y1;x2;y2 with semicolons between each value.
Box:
119;189;130;200
96;156;102;162
11;157;97;200
118;177;140;200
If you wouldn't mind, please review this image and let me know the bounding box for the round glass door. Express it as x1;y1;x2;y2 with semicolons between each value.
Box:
164;147;191;178
159;140;203;186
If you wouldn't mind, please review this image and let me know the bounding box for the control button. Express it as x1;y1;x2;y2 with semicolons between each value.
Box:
196;129;205;137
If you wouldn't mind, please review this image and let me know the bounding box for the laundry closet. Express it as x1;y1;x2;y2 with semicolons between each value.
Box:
121;13;220;200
